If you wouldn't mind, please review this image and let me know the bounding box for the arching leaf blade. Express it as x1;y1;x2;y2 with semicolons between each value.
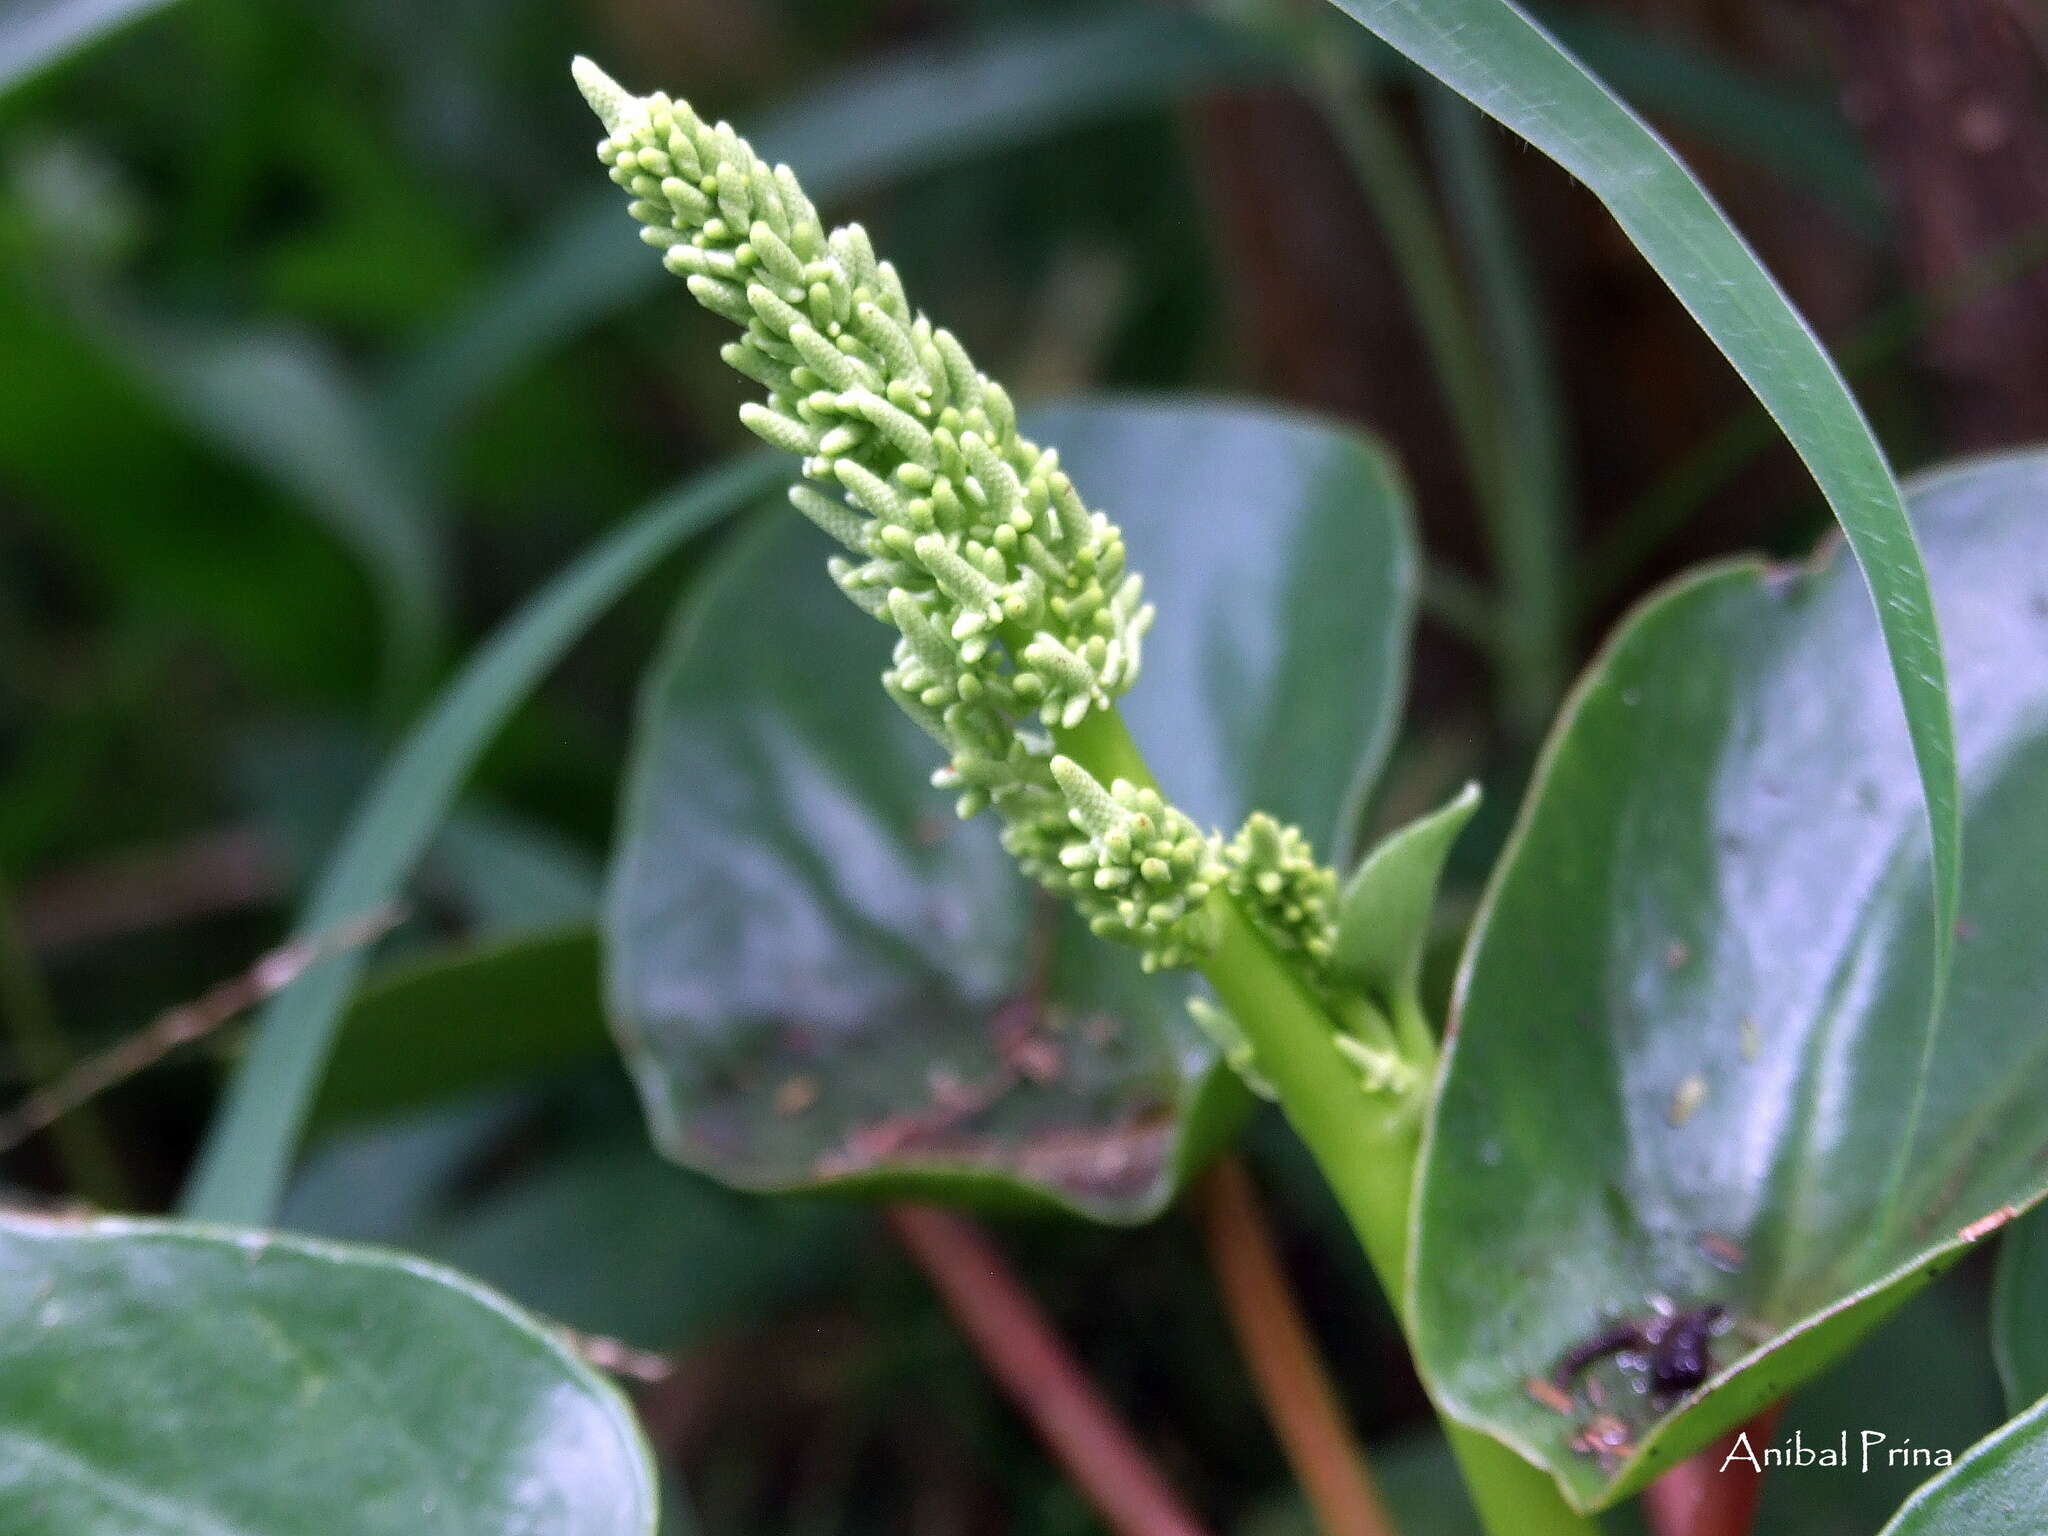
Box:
1318;0;1962;1198
181;452;785;1226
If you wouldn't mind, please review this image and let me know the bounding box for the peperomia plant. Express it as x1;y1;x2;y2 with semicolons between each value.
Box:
571;49;1542;1518
12;2;2048;1535
569;52;2048;1536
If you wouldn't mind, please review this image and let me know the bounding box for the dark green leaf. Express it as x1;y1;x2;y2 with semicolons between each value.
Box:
1995;1205;2048;1413
313;927;608;1134
0;1210;655;1534
1414;451;2048;1509
181;452;785;1227
1877;1395;2048;1536
1334;783;1480;1009
607;398;1414;1220
1319;0;1962;1140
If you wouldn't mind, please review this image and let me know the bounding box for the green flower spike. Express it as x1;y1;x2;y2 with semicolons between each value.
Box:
574;58;1345;987
1225;813;1339;976
576;68;1574;1535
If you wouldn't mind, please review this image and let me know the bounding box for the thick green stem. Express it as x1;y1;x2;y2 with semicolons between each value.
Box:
1051;708;1599;1536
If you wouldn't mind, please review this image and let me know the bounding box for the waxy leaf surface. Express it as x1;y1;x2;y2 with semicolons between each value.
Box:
1876;1394;2048;1536
1414;451;2048;1508
607;398;1413;1219
0;1211;655;1534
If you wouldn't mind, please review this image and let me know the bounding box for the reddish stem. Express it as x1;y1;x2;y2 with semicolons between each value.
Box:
1643;1406;1783;1536
886;1204;1211;1536
1196;1157;1399;1536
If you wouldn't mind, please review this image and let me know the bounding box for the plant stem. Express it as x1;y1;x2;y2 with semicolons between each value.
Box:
1305;47;1501;522
1052;707;1600;1536
885;1204;1209;1536
1418;563;1501;657
1304;45;1570;740
1196;1155;1399;1536
1642;1406;1779;1536
1425;90;1573;736
0;879;128;1207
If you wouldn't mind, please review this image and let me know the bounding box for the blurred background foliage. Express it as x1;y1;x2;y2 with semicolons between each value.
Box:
3;0;2044;1530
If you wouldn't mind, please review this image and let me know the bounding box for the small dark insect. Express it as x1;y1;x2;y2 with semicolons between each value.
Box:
1553;1300;1729;1401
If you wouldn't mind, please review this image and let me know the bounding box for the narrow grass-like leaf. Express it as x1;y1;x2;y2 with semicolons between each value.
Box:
1322;0;1961;1307
1540;13;1882;229
180;452;783;1225
1425;88;1571;732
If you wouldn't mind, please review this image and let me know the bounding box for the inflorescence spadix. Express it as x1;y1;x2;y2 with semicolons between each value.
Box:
576;57;1349;984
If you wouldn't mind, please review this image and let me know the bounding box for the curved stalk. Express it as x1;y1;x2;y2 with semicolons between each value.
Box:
1197;1156;1398;1536
1053;711;1598;1536
887;1204;1209;1536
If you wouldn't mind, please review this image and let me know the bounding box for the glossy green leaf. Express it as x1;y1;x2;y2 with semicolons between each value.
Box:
1414;451;2048;1509
1334;783;1480;1009
0;1210;655;1534
1995;1205;2048;1413
0;0;178;93
1877;1395;2048;1536
607;398;1414;1220
385;9;1271;457
1319;0;1962;1128
314;927;608;1133
182;452;785;1227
